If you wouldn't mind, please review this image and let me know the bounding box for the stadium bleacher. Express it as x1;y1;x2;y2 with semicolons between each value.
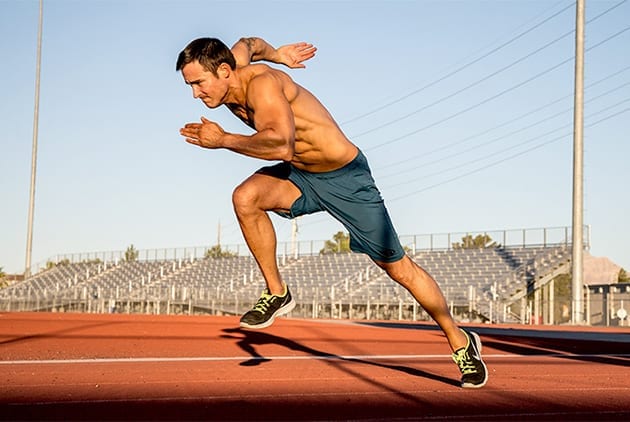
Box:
0;237;573;324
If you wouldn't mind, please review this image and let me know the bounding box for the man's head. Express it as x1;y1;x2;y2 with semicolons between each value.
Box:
176;37;236;74
177;38;236;109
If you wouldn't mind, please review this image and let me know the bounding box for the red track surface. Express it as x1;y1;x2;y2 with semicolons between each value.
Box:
1;312;629;421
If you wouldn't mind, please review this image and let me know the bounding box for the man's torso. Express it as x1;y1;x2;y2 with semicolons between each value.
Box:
231;64;358;173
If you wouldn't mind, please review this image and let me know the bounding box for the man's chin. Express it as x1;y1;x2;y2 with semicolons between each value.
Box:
202;99;219;109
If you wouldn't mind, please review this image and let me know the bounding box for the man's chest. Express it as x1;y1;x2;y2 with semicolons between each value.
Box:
227;104;255;129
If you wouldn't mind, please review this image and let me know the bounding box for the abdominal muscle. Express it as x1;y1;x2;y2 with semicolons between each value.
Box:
288;90;358;173
291;133;358;173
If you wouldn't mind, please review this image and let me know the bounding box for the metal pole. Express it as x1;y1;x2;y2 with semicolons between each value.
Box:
571;0;585;324
291;217;299;258
25;0;44;278
217;220;221;246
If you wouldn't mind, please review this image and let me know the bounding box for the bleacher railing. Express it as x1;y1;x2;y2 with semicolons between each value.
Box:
33;225;589;273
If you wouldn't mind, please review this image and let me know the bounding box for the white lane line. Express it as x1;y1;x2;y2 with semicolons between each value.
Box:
1;353;628;365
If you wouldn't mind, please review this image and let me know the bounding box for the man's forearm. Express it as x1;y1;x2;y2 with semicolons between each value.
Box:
220;130;294;162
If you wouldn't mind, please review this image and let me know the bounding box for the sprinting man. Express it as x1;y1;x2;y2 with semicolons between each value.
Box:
177;37;488;388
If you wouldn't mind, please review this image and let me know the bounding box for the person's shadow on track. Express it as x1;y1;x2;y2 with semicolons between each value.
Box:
221;327;459;388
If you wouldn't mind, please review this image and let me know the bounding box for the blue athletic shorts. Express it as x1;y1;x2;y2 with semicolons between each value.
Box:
256;150;405;263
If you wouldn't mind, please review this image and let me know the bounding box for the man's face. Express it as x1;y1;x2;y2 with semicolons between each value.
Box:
181;60;226;109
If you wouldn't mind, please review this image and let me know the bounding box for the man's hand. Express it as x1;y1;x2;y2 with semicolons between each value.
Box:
276;42;317;68
180;117;225;149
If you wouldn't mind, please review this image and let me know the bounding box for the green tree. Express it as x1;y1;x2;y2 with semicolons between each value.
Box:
124;244;139;262
553;273;572;323
320;231;351;254
452;234;498;249
0;266;7;288
619;268;629;283
46;258;70;270
205;244;237;259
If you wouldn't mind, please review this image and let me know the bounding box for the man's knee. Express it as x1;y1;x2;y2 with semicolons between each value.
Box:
232;180;261;215
232;173;299;217
376;256;416;286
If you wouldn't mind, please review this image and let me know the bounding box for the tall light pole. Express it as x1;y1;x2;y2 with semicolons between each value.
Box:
25;0;43;278
571;0;585;324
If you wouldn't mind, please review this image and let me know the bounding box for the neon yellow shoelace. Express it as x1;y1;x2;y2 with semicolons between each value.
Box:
252;292;273;313
453;350;476;374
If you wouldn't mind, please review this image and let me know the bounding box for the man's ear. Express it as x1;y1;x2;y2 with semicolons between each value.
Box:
217;62;231;79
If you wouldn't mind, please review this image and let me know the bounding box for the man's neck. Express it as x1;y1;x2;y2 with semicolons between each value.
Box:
224;68;248;107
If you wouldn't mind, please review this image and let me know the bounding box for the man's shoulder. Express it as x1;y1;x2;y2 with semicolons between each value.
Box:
245;64;292;90
245;63;289;79
240;64;299;105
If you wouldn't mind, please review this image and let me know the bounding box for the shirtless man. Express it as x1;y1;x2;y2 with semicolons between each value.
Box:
177;37;487;388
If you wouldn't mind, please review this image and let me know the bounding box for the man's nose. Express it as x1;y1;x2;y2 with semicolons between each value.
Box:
192;86;201;99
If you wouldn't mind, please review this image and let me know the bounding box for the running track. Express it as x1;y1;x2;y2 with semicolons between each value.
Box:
1;312;629;421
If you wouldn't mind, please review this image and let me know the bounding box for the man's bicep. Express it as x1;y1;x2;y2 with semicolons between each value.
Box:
249;78;295;141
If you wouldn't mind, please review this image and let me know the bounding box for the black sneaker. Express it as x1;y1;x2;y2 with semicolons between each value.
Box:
452;330;488;388
239;285;296;330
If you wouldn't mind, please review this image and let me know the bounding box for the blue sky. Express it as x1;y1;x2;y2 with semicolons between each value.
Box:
1;0;628;275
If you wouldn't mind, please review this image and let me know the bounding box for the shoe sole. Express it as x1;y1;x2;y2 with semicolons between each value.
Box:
461;331;489;389
239;297;296;330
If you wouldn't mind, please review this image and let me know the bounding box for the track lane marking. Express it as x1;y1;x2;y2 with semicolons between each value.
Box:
1;352;629;365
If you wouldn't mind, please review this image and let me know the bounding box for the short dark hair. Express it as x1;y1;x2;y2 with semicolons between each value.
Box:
176;37;236;74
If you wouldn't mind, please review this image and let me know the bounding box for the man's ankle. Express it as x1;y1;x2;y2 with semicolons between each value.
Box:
268;283;287;296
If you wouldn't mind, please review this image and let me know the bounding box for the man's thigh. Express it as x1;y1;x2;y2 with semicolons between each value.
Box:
237;171;302;214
